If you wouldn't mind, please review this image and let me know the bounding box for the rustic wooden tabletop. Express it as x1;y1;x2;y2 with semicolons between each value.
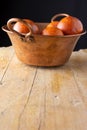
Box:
0;46;87;130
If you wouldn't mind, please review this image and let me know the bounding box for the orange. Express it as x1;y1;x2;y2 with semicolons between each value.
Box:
42;26;64;36
47;21;59;28
13;21;29;34
13;19;40;34
23;19;40;34
57;16;83;35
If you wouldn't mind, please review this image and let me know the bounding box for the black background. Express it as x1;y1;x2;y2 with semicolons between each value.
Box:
0;0;87;50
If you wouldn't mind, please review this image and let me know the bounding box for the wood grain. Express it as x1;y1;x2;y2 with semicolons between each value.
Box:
0;46;87;130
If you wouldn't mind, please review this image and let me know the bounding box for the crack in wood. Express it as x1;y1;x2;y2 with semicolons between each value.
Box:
18;68;38;130
70;67;87;108
38;81;46;130
0;53;14;85
0;82;2;85
38;116;42;130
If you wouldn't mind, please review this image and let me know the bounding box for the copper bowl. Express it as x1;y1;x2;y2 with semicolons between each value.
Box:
2;14;86;67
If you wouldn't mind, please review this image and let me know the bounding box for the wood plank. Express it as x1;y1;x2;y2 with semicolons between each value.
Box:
0;49;37;113
0;46;14;83
37;67;87;130
68;49;87;107
0;67;46;130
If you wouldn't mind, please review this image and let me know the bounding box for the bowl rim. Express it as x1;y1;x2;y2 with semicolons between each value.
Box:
2;24;86;38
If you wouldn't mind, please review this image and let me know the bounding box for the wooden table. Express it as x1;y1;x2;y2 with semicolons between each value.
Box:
0;46;87;130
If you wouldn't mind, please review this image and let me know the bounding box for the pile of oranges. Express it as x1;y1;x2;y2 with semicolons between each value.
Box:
13;14;84;36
